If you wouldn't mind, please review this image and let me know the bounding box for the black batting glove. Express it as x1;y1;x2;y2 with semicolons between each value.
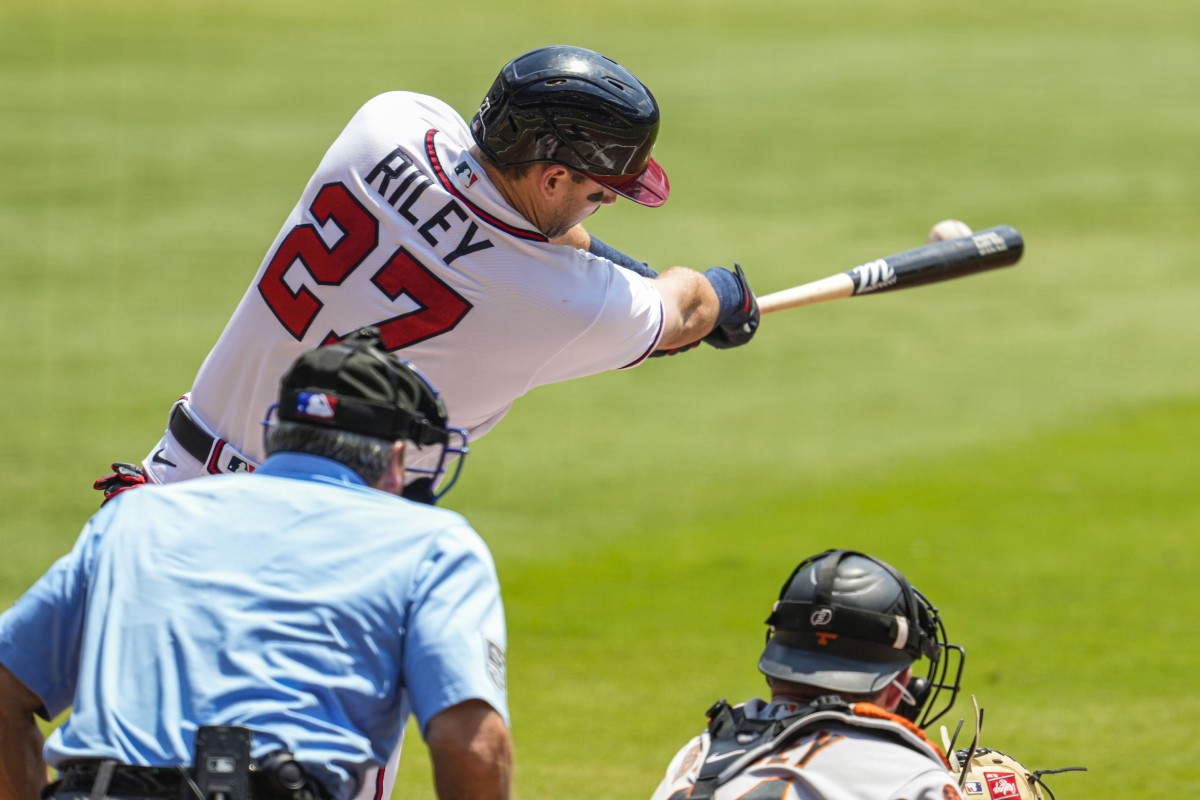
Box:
93;462;148;505
702;263;760;349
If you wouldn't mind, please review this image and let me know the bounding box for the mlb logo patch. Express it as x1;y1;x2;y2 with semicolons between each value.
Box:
964;781;984;795
984;772;1021;800
295;392;337;420
454;161;479;189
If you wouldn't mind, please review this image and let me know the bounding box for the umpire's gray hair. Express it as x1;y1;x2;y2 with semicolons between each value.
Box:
266;420;393;485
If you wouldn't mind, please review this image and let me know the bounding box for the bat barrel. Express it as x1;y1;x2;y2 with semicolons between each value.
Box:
757;224;1025;315
868;225;1024;293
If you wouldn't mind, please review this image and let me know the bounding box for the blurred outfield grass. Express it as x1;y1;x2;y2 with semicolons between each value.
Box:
1;0;1197;796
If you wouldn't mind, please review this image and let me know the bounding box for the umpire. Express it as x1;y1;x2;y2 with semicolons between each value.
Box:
0;328;510;800
650;549;966;800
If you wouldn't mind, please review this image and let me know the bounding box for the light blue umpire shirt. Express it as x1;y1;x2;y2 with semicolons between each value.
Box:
0;452;508;800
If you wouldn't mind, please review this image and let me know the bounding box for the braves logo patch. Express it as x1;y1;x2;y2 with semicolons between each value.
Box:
295;392;337;420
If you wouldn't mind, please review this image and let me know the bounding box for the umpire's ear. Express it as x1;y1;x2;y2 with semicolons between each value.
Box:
374;441;407;496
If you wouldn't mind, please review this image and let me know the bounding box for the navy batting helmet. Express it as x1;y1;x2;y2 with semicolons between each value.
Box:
760;549;964;727
470;45;670;207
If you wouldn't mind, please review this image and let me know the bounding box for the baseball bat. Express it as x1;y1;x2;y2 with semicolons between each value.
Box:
757;225;1024;315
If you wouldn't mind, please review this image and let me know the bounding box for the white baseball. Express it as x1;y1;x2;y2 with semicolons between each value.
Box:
927;219;973;243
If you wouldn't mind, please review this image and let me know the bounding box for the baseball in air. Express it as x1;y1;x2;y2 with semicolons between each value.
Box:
927;219;973;243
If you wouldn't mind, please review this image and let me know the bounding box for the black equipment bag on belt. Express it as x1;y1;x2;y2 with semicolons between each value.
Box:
45;726;330;800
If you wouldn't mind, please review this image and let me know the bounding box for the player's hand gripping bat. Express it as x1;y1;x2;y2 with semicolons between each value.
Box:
756;225;1024;315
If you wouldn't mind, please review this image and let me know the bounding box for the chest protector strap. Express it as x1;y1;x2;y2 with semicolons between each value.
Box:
688;697;948;800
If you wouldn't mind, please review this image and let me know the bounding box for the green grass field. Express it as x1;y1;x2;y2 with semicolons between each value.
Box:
2;0;1198;796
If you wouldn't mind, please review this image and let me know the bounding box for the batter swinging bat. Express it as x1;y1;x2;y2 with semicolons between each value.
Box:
757;225;1024;315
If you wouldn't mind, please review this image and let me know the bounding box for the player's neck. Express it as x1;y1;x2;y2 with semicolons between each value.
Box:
472;147;544;233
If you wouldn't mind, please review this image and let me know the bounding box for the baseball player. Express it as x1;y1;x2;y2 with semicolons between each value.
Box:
650;549;967;800
95;44;760;503
0;330;510;800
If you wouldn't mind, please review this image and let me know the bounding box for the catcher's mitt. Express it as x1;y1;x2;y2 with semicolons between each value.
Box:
944;697;1086;800
953;746;1086;800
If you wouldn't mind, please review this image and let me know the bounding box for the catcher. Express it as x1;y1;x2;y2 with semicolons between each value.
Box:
648;547;1085;800
649;548;968;800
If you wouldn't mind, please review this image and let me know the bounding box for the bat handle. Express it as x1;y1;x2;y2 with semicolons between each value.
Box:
757;273;855;315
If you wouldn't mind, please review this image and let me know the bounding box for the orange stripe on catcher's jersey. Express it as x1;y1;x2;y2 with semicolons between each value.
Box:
850;703;950;769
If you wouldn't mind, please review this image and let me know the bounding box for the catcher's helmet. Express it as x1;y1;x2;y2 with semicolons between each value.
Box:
760;549;963;727
470;45;670;207
273;327;469;502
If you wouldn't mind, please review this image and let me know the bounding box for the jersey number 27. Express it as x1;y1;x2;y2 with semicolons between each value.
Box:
257;182;472;350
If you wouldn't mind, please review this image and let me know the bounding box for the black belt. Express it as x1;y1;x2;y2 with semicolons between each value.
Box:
48;758;332;800
49;760;184;799
169;404;216;465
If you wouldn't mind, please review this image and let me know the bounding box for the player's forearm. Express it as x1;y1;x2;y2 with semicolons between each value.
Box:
654;267;720;350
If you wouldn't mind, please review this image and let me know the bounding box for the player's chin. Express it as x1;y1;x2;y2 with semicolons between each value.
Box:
578;202;605;226
545;210;597;240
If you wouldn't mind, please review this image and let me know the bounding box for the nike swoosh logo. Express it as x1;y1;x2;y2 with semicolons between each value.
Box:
151;449;177;468
706;749;746;764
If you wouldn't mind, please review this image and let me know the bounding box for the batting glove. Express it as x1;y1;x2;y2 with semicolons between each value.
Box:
93;462;148;505
702;263;760;349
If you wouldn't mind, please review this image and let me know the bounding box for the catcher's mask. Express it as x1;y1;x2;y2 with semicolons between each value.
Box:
470;45;669;208
760;549;964;728
261;327;468;504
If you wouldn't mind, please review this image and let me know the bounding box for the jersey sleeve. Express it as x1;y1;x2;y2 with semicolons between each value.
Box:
533;254;666;383
0;514;105;718
403;524;508;735
649;735;707;800
598;268;666;369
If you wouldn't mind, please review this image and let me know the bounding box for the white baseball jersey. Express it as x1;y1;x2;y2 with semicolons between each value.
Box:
650;699;962;800
142;91;665;482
